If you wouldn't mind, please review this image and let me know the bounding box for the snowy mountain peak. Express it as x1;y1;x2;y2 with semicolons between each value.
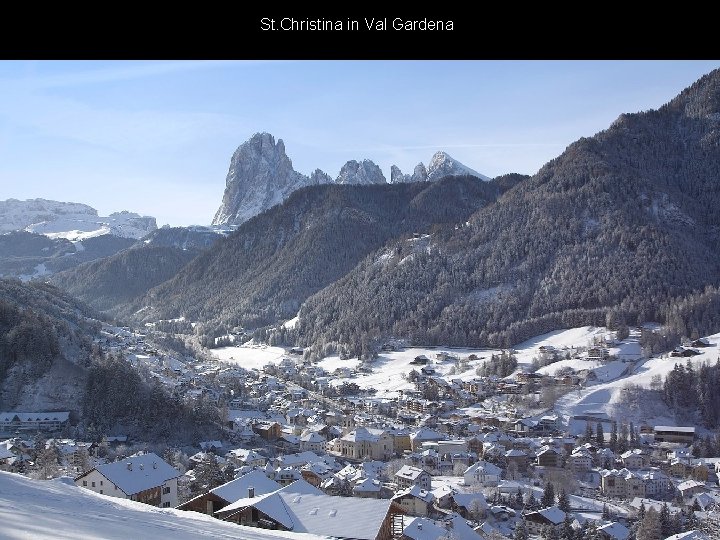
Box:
427;151;491;181
212;133;318;227
0;198;157;240
336;159;386;185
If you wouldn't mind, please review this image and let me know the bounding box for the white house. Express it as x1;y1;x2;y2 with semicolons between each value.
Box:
299;431;326;453
75;452;179;508
463;460;502;486
395;465;431;490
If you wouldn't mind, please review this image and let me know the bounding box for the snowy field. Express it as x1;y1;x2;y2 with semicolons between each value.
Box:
556;331;720;433
210;344;287;370
0;472;326;540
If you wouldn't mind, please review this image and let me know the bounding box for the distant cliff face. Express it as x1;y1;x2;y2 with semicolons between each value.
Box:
211;133;323;226
0;199;157;240
335;160;386;185
211;133;488;226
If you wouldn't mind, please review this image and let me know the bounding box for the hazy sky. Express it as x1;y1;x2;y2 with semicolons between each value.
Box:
0;60;718;226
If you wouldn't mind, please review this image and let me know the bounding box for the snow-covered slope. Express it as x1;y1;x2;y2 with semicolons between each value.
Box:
0;199;157;240
426;151;490;181
0;471;327;540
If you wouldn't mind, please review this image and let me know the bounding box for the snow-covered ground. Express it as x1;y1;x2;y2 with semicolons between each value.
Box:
210;344;287;370
556;331;720;433
0;472;326;540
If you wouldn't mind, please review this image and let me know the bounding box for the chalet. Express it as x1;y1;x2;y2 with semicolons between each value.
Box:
75;452;179;508
597;522;631;540
177;470;281;515
226;448;266;468
677;479;708;499
505;449;529;473
299;431;327;453
410;355;430;365
536;446;562;468
253;421;282;441
621;449;649;469
691;338;712;347
569;448;593;473
401;517;447;540
395;465;431;490
216;481;407;540
0;411;70;434
463;460;501;487
391;485;435;517
352;477;382;499
523;506;566;535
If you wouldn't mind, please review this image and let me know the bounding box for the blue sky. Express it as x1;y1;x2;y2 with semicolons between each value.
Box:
0;60;718;226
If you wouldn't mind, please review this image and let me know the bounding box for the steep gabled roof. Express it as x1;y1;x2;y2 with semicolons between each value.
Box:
81;453;178;496
211;470;282;503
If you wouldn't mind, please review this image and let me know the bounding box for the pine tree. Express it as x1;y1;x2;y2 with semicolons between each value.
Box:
596;422;605;447
557;488;570;513
542;524;559;540
602;503;610;519
526;492;539;510
659;503;672;538
585;421;594;442
514;522;528;540
515;487;524;509
638;502;646;521
637;507;662;540
542;482;555;508
610;421;618;452
561;514;574;540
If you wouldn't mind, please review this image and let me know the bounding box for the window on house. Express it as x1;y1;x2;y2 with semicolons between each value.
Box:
162;502;170;508
92;482;95;487
163;486;171;495
83;481;87;486
100;490;103;494
100;481;103;486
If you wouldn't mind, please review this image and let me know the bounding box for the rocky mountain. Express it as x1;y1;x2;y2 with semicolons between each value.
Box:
0;198;157;240
294;69;720;353
0;199;157;280
120;176;505;332
335;160;386;185
211;133;487;226
391;152;490;184
426;151;490;181
391;163;428;183
211;133;322;227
